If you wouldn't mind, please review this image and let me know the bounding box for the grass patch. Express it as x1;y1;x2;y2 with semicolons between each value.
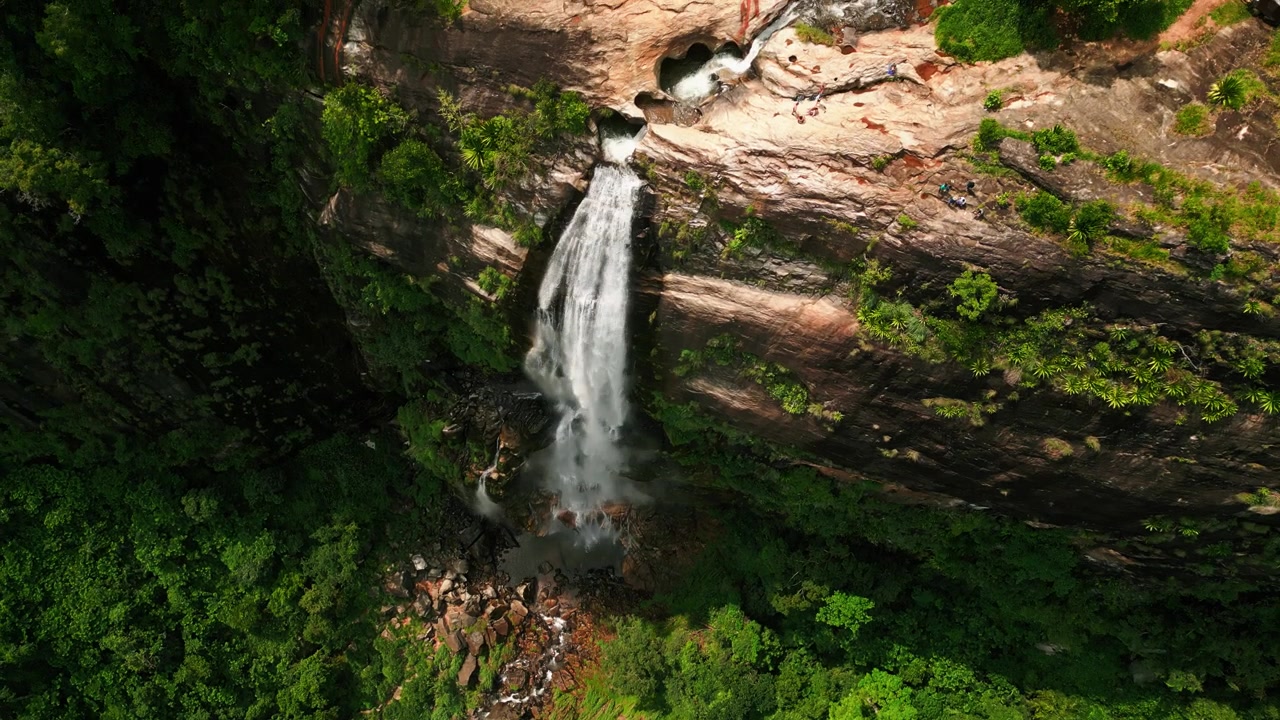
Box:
1173;102;1213;136
1092;145;1280;247
1103;235;1175;266
1209;0;1253;26
1265;31;1280;77
793;22;836;45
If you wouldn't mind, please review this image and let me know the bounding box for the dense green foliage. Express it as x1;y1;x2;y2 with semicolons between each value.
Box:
854;260;1280;421
0;1;522;717
6;2;1280;720
0;0;373;466
935;0;1193;62
582;393;1280;719
935;0;1055;62
948;270;999;320
322;84;410;190
0;434;459;719
379;139;462;218
320;77;588;248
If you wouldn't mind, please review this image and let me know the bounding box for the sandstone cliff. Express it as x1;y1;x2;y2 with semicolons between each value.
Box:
321;0;1280;557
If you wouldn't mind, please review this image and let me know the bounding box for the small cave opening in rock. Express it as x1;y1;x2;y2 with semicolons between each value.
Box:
634;91;679;125
597;113;647;164
658;42;744;105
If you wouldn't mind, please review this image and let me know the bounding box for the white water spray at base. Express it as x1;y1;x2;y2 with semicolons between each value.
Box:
525;164;644;546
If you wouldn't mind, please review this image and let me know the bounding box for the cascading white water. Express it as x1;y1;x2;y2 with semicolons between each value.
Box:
525;163;644;546
474;438;503;520
667;4;802;104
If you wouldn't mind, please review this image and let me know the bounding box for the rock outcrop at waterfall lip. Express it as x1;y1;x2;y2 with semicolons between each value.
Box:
342;0;797;118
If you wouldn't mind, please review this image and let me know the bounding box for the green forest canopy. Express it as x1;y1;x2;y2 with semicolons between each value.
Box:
3;0;1280;719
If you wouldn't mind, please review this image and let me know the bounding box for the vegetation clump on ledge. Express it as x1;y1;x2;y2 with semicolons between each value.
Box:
793;22;837;45
675;333;843;423
853;262;1279;423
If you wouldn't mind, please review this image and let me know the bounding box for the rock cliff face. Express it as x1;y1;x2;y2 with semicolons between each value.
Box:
326;1;1280;543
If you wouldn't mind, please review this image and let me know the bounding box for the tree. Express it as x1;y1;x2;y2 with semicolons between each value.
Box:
815;592;875;638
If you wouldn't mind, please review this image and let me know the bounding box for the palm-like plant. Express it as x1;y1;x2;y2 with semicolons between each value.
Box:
1207;74;1248;111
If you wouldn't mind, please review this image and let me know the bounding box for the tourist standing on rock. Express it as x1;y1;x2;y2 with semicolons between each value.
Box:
966;180;976;193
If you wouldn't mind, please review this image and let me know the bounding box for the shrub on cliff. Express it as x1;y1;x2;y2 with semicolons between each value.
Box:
1031;124;1080;156
1208;74;1248;110
1184;199;1232;254
379;139;460;217
794;22;837;45
1016;191;1073;234
322;84;409;190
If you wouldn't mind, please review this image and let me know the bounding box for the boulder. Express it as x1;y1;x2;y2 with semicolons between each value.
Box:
382;570;410;599
508;600;529;624
458;654;478;687
466;630;486;656
444;629;465;654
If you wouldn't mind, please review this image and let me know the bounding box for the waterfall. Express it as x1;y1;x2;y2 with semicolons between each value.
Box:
667;4;801;104
474;438;503;520
525;163;644;546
